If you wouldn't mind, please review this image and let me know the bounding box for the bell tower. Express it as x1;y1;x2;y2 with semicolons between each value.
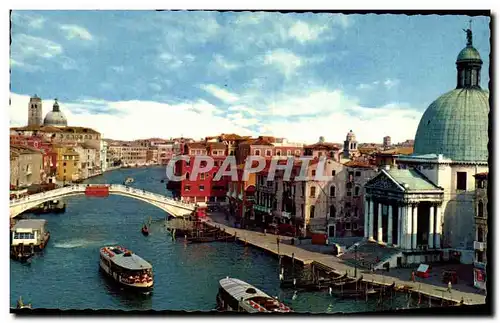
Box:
28;94;43;126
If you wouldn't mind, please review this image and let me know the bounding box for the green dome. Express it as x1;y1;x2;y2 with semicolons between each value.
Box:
413;88;489;162
457;46;482;62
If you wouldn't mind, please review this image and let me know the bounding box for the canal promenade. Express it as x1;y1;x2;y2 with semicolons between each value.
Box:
204;212;486;306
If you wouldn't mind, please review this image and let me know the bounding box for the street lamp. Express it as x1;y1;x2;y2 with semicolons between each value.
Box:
354;242;359;277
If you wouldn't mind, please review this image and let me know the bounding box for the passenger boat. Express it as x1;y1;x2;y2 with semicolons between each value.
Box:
123;177;134;185
99;246;153;293
11;219;50;262
217;277;292;313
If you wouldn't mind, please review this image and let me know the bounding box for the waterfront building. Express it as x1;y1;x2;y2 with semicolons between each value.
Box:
226;163;257;225
237;137;275;163
53;145;80;183
146;147;159;164
473;172;488;291
10;145;43;188
27;95;43;127
340;160;378;238
362;29;489;267
74;143;99;179
100;140;108;172
342;130;359;160
167;141;228;203
107;144;148;166
271;138;305;158
43;99;68;127
157;142;174;164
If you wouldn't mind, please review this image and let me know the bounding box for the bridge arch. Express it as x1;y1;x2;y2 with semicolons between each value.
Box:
9;184;196;219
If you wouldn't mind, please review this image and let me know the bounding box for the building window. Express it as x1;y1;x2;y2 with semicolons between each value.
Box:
213;151;218;155
186;172;190;180
310;186;316;197
330;185;336;197
184;186;191;191
311;170;316;177
355;171;361;177
199;185;205;191
456;172;467;190
352;223;358;230
255;149;261;156
478;201;484;218
265;150;272;157
318;152;323;157
345;222;351;230
295;150;300;156
74;162;77;166
200;160;207;167
287;150;292;156
354;186;360;196
310;205;315;219
329;205;336;218
331;170;336;177
276;150;281;156
477;227;484;243
200;173;205;180
63;162;67;166
63;169;66;173
346;182;352;189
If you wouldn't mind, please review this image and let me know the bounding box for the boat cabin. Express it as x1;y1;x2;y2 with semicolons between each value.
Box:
11;219;47;247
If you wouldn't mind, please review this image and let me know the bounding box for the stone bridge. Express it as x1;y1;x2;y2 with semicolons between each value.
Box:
9;184;196;219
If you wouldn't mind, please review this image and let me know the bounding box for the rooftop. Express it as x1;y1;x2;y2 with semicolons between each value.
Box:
13;219;47;231
385;168;442;191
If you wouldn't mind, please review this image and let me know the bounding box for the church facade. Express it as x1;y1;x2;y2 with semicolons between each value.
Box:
363;28;489;267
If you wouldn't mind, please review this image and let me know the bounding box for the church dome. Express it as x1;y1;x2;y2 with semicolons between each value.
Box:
413;28;489;162
43;99;68;127
413;88;489;162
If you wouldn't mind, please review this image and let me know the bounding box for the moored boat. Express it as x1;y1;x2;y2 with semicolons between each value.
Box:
99;246;153;293
217;277;292;313
141;225;149;236
16;296;32;309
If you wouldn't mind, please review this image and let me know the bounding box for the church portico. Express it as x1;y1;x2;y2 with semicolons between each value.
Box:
364;167;444;265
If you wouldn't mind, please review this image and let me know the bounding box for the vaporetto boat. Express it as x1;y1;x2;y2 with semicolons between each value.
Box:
99;245;153;293
216;277;292;313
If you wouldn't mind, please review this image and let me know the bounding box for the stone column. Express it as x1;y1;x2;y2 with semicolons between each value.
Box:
397;205;402;247
428;205;435;249
368;199;374;240
364;199;369;238
412;204;418;250
388;204;393;246
406;204;413;250
377;203;383;243
434;205;442;248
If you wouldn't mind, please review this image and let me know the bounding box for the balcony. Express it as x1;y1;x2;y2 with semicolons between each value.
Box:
474;241;486;251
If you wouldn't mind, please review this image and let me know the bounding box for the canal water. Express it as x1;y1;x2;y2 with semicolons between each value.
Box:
10;166;423;313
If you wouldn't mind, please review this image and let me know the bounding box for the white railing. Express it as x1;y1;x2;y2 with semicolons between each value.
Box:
10;184;195;211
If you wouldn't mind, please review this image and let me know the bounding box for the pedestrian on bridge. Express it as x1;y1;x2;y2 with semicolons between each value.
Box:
447;281;452;293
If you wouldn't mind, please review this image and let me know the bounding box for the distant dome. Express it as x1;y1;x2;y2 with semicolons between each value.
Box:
413;88;489;162
43;99;68;127
44;111;68;127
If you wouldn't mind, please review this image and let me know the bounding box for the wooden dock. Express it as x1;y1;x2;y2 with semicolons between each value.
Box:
203;216;486;306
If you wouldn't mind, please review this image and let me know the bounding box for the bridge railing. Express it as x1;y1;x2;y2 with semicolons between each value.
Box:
10;184;196;210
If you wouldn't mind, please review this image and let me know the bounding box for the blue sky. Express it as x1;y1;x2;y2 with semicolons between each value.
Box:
9;11;490;143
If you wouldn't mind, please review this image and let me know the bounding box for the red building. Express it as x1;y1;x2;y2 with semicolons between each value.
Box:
167;141;229;203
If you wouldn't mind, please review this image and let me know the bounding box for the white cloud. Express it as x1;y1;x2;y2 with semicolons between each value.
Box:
227;105;262;116
384;78;400;89
213;54;239;71
158;53;195;69
263;49;303;78
200;84;239;104
60;24;93;41
11;34;63;62
9;93;253;141
11;12;46;29
288;21;327;43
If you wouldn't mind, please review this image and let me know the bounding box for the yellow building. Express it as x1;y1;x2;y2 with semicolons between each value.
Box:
53;145;80;183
